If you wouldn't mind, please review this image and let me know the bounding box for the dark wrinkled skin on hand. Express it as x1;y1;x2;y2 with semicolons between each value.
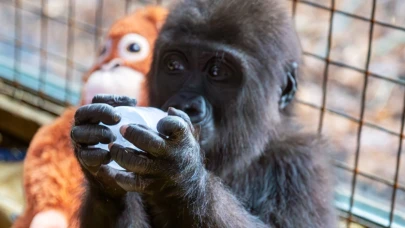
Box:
110;107;206;196
71;94;205;199
71;94;138;198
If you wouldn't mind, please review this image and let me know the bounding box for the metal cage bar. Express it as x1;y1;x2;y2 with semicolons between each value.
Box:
12;0;22;97
64;0;75;106
38;0;48;106
94;0;104;56
347;0;377;225
388;84;405;227
317;0;335;133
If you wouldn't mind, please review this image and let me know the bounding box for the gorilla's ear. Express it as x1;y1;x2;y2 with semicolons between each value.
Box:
279;62;298;109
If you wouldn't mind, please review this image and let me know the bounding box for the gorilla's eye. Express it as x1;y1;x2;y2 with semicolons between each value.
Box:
208;63;232;81
163;53;187;74
167;60;184;72
127;43;141;53
210;65;220;77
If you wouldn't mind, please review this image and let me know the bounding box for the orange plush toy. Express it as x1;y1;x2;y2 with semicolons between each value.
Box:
13;6;167;228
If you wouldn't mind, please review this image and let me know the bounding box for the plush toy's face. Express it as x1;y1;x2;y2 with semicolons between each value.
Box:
81;7;167;106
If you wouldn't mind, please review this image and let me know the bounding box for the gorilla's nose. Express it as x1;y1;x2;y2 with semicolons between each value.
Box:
163;94;207;123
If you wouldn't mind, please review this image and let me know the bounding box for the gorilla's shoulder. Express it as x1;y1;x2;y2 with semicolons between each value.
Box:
261;132;331;163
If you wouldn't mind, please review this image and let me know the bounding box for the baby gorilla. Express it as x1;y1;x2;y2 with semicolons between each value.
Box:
71;0;336;227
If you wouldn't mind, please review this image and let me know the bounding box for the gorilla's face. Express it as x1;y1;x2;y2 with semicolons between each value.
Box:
150;43;245;147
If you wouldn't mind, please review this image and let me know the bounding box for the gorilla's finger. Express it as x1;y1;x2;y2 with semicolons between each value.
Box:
110;144;164;175
92;94;137;107
78;148;111;173
96;165;127;197
157;115;193;141
120;124;166;157
75;103;120;125
167;107;194;132
115;171;154;194
71;125;116;145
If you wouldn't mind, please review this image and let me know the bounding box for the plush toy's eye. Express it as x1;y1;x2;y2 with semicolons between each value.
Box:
118;33;150;62
97;39;112;63
127;43;141;53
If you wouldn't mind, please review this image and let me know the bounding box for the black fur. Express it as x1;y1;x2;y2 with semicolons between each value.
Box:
71;0;336;227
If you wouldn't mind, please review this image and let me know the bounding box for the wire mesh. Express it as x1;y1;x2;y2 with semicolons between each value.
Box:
0;0;404;227
0;0;159;114
290;0;405;227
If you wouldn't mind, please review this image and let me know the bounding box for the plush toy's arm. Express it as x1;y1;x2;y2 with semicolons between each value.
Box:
13;108;83;228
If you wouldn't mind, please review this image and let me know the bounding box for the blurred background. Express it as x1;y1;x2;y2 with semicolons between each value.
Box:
0;0;404;227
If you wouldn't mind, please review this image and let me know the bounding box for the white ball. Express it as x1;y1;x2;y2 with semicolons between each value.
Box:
94;106;167;170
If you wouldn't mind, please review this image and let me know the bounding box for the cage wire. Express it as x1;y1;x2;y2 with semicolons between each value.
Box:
0;0;404;227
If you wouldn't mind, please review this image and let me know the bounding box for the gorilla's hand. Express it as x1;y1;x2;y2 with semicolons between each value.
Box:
110;107;206;196
71;95;137;198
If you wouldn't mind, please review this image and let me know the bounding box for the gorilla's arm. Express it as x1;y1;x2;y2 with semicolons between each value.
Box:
146;135;334;228
71;95;150;228
108;108;266;227
78;168;150;228
145;172;267;228
80;184;148;228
